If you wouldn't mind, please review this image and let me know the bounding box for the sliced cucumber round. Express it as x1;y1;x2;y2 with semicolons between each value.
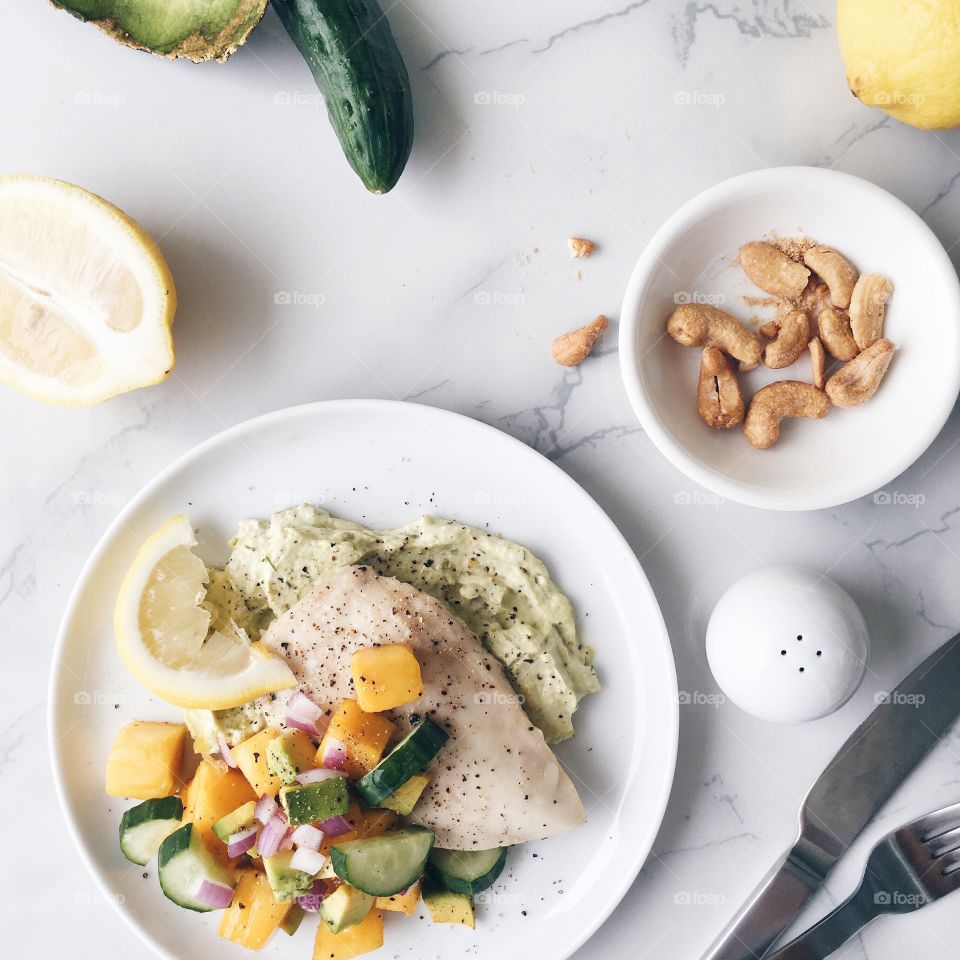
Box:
355;718;448;807
119;796;184;866
330;827;434;897
158;823;234;912
427;847;508;896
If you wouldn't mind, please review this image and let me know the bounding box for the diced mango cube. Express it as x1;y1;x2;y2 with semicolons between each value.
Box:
105;721;187;800
350;644;423;712
316;700;395;780
376;881;420;916
357;808;397;839
313;908;384;960
183;759;257;866
234;728;319;797
219;869;293;950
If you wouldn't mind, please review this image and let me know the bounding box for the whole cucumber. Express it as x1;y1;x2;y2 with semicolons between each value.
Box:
272;0;414;194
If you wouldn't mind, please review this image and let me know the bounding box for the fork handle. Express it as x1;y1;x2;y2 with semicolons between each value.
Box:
765;883;882;960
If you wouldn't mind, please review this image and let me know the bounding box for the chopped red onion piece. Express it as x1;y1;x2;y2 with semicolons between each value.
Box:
280;826;295;852
296;879;328;913
317;814;352;837
255;794;281;826
291;824;324;851
216;734;237;769
290;847;327;876
257;813;287;859
296;768;345;786
226;826;258;859
193;878;235;909
320;739;348;771
285;691;324;735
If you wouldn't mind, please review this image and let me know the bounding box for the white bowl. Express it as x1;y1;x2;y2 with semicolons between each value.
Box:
619;167;960;511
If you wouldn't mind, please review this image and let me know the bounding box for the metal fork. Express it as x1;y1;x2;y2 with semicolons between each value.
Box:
767;800;960;960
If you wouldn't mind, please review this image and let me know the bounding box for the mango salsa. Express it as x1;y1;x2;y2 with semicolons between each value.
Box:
316;700;395;780
183;759;257;866
105;721;187;800
313;907;384;960
350;644;423;712
219;869;293;950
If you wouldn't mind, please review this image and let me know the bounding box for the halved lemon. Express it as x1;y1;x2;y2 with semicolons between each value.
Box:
115;514;296;709
0;174;176;405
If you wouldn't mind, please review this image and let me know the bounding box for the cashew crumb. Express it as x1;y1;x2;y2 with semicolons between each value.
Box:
567;237;596;259
551;315;608;366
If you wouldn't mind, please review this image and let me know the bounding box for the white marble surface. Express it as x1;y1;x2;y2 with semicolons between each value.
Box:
4;1;960;957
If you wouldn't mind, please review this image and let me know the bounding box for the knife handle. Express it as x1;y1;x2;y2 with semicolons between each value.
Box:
701;844;821;960
765;882;879;960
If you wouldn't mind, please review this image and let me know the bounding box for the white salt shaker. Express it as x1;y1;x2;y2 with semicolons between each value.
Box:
706;566;869;723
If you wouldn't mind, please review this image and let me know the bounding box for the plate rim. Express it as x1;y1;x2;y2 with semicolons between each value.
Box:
618;165;960;512
48;398;679;960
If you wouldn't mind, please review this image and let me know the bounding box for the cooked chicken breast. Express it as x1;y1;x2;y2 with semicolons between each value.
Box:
256;564;586;849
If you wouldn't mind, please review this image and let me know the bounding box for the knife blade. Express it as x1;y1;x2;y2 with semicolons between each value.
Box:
701;630;960;960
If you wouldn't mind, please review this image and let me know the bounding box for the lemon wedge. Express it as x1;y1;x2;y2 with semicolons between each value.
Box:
115;515;296;709
0;174;176;405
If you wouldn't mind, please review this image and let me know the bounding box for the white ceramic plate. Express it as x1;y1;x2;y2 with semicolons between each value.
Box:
49;400;678;960
620;166;960;511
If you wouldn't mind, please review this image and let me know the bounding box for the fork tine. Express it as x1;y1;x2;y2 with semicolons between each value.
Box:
929;825;960;858
915;801;960;842
935;850;960;879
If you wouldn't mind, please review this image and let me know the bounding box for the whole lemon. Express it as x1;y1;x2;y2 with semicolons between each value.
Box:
837;0;960;130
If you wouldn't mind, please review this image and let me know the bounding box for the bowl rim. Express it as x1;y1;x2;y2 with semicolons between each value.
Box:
618;165;960;512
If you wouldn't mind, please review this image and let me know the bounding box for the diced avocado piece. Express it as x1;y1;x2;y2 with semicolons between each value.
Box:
280;778;349;826
212;800;257;843
380;772;430;816
422;880;475;928
263;851;315;902
266;735;303;786
319;883;376;934
50;0;269;63
280;905;305;936
183;701;265;757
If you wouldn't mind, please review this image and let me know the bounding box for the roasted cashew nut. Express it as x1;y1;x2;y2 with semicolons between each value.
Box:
697;347;744;429
739;242;810;298
849;274;893;350
666;304;762;367
743;380;829;450
817;306;859;361
764;310;809;369
802;245;858;309
825;338;895;408
809;337;826;389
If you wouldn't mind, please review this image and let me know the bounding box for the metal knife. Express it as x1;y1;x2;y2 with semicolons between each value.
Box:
701;630;960;960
